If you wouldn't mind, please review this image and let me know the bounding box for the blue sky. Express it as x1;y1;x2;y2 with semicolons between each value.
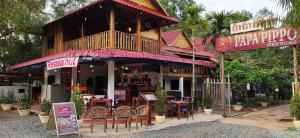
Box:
195;0;285;16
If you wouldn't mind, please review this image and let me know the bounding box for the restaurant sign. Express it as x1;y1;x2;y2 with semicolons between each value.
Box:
47;57;79;70
216;27;300;52
52;102;79;136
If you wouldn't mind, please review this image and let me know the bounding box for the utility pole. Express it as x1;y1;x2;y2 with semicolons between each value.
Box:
191;29;196;110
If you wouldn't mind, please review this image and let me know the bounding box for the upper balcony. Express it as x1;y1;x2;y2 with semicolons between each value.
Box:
42;0;177;56
63;30;160;54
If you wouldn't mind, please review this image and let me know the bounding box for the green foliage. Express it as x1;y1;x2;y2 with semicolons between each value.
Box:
19;96;34;110
1;91;14;104
70;84;84;118
275;0;300;29
290;94;300;120
203;92;212;109
40;99;52;116
154;82;167;116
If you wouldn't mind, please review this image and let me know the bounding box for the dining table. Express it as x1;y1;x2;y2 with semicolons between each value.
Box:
171;100;191;120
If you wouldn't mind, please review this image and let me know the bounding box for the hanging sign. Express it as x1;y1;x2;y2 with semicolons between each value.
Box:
52;102;79;136
47;57;79;70
216;27;300;52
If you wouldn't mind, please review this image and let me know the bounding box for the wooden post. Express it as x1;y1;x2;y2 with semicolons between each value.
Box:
293;45;298;95
158;27;163;53
80;23;84;37
220;52;226;117
136;15;141;52
109;8;115;49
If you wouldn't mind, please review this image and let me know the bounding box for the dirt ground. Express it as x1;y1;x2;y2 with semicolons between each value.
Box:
219;104;293;130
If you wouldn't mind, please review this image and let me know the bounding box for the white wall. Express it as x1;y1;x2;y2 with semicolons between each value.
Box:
0;86;30;100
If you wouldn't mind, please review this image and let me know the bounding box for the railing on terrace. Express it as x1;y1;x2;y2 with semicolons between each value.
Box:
163;66;208;75
63;31;160;54
64;31;109;51
141;37;160;54
115;31;137;51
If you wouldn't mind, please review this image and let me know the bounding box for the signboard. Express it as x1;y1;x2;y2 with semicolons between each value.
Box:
230;17;277;34
47;57;79;70
142;93;158;101
230;19;261;34
216;27;300;52
52;102;79;136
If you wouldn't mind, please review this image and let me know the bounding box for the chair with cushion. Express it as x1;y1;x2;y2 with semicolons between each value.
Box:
113;106;133;132
89;106;108;133
180;101;194;121
134;105;148;129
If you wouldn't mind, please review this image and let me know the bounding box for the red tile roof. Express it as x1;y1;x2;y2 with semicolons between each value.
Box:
45;0;178;27
162;29;182;44
8;49;214;70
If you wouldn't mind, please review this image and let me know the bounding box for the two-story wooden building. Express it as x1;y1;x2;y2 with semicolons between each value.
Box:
8;0;215;104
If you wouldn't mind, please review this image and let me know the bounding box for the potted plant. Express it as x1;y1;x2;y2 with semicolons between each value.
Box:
203;92;212;115
18;96;34;116
1;91;14;111
261;96;268;107
70;84;84;127
290;94;300;129
39;100;52;123
233;102;243;112
154;82;167;124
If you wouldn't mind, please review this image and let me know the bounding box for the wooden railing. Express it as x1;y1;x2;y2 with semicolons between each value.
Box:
141;37;160;54
163;66;208;75
64;31;109;51
115;31;137;51
63;31;160;54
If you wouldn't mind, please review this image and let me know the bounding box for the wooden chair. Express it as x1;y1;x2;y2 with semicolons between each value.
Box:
134;105;148;129
113;106;133;132
89;106;108;133
180;101;194;121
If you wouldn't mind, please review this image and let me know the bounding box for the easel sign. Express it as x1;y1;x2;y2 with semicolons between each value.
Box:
141;93;158;125
47;102;79;136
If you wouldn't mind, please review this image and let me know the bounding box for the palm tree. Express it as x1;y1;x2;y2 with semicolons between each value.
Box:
275;0;300;29
204;10;232;48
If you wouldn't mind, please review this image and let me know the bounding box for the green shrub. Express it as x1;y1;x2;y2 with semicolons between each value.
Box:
290;94;300;120
70;84;84;118
154;82;167;116
40;100;52;116
19;96;35;110
203;93;212;109
2;91;14;104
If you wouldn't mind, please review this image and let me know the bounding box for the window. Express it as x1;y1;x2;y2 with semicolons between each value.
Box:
47;36;54;49
170;80;179;90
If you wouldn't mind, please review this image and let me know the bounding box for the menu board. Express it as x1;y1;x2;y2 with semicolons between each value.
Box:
142;93;158;101
52;102;79;136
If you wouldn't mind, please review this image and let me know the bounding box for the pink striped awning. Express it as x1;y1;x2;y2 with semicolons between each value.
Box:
8;49;214;70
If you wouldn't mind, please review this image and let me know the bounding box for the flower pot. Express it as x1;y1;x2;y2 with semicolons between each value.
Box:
39;114;49;124
261;102;268;107
294;120;300;129
204;109;212;115
155;115;165;124
17;109;31;116
233;105;243;112
1;104;12;111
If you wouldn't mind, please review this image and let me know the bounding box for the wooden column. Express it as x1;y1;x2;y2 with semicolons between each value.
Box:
158;27;163;53
220;52;226;117
109;8;115;49
80;23;84;37
136;15;141;52
293;45;298;95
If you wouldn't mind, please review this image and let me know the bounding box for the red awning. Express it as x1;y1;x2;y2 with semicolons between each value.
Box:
8;49;214;70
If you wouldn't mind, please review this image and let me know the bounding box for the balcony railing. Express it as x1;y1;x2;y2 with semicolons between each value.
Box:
63;31;160;54
142;37;160;54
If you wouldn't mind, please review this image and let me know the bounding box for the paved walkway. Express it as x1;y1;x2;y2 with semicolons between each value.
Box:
80;113;223;137
220;104;293;130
